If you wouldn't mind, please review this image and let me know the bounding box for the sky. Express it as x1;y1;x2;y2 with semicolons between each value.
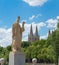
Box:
0;0;59;47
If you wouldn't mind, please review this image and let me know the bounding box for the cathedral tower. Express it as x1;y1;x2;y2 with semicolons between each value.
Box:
28;25;39;42
34;26;39;40
28;24;34;42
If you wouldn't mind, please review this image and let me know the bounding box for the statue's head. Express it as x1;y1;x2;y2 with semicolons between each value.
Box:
16;16;20;23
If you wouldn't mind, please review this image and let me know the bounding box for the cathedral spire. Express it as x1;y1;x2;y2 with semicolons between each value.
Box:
28;25;39;42
48;30;51;36
35;26;39;36
30;24;33;35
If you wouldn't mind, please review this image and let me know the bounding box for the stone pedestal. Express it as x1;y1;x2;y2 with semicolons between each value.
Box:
9;52;25;65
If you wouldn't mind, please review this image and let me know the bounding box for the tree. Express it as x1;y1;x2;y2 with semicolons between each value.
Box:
21;41;31;48
6;45;11;51
55;29;59;65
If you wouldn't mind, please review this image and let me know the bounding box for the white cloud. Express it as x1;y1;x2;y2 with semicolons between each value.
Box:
57;16;59;20
23;0;47;6
46;19;57;28
37;22;46;28
29;15;35;20
29;14;42;20
40;35;47;40
0;28;12;47
36;14;42;18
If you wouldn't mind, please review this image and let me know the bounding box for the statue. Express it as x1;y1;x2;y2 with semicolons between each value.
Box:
12;16;25;53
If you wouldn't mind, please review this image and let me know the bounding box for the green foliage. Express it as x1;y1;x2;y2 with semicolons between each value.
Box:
0;45;11;63
6;45;11;51
21;41;31;48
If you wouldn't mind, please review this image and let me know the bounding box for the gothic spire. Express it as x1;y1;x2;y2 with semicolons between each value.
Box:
48;30;51;36
35;26;39;36
30;24;33;35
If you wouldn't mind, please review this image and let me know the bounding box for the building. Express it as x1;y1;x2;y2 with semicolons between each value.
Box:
28;24;39;42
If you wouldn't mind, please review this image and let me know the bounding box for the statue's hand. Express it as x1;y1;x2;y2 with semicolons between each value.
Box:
23;22;25;24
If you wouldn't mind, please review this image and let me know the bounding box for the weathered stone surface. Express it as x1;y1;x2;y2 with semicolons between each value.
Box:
9;52;25;65
12;16;25;52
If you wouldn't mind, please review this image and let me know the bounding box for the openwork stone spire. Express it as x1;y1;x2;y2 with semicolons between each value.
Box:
35;26;38;36
30;24;33;36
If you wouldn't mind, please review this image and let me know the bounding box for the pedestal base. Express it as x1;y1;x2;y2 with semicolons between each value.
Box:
9;52;25;65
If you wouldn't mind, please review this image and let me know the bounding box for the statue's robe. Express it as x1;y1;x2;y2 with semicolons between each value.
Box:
12;22;22;52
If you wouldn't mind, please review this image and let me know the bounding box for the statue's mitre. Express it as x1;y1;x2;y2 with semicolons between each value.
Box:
18;16;20;20
16;16;20;23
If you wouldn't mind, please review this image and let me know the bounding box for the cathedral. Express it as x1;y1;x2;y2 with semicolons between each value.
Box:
28;24;39;42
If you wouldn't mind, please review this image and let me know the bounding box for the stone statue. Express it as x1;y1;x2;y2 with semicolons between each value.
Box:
12;16;25;52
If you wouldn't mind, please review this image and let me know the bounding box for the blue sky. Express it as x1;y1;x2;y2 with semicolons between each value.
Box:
0;0;59;47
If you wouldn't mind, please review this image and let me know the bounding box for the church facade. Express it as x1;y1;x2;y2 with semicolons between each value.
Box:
28;25;39;42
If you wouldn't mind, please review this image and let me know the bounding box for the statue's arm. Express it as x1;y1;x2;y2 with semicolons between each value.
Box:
21;27;24;32
21;22;25;32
